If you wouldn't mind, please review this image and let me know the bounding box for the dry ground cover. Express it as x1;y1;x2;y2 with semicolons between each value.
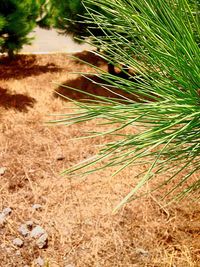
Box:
0;53;199;267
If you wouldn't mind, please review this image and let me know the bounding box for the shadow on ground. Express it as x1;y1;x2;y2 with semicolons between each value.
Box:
0;55;62;80
54;75;140;102
0;87;36;112
72;51;107;67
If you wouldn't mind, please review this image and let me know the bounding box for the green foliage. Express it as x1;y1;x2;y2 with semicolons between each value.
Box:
36;0;55;29
0;16;5;46
50;0;112;43
53;0;200;209
51;0;88;41
0;0;40;58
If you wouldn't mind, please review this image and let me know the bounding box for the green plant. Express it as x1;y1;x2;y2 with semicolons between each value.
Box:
54;0;200;210
0;16;5;46
0;0;40;59
50;0;117;44
50;0;123;74
44;0;135;75
51;0;87;40
36;0;55;29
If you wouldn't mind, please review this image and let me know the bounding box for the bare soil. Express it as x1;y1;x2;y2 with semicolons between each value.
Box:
0;53;199;267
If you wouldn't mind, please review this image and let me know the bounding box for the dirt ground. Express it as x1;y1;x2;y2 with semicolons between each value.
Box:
0;53;200;267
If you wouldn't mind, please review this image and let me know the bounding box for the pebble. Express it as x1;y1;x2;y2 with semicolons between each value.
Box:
136;248;149;257
0;167;6;175
18;224;30;237
35;256;44;266
36;233;48;249
2;207;12;216
13;238;24;247
30;225;45;239
65;265;75;267
32;204;42;211
56;155;65;161
0;213;6;226
0;207;12;226
16;250;21;256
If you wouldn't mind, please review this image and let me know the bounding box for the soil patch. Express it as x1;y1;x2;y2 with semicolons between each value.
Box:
0;53;199;267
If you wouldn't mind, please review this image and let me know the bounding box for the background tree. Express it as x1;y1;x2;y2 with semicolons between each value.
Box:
50;0;93;42
0;0;40;59
36;0;55;29
50;0;132;75
0;16;5;47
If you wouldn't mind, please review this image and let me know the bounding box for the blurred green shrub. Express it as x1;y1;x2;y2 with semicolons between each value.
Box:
0;0;41;59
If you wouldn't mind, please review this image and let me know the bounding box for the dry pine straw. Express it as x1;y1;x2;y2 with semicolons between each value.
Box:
0;53;199;267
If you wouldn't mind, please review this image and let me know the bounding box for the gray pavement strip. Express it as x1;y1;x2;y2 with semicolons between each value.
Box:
22;27;92;54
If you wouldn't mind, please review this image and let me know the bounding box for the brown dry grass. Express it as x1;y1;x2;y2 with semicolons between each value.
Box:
0;53;199;267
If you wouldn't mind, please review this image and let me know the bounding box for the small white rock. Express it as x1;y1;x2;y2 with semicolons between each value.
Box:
0;213;6;226
36;233;48;249
32;204;42;211
16;250;21;256
65;265;75;267
2;207;12;216
18;224;30;237
13;238;24;247
35;256;44;266
136;248;149;257
56;155;65;161
0;167;6;176
30;225;45;239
